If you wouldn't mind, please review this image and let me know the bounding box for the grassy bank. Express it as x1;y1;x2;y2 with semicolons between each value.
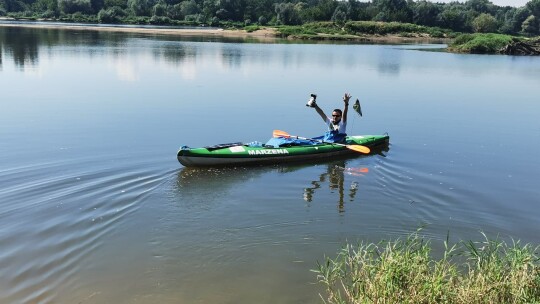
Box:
449;33;515;54
314;232;540;303
450;33;540;55
275;21;454;41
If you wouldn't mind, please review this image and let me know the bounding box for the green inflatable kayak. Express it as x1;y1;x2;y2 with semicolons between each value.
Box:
177;134;389;167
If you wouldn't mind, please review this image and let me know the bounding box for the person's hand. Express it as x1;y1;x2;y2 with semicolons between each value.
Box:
343;93;351;105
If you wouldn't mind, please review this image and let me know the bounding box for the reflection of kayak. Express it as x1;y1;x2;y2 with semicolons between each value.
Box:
177;134;389;167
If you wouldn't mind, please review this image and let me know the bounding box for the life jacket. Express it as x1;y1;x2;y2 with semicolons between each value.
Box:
323;130;346;143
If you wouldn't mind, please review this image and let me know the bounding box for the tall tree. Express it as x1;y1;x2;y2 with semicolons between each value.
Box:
346;0;360;21
526;0;540;17
250;0;275;22
499;7;517;33
2;0;28;11
510;7;532;32
471;13;497;32
311;0;338;21
466;0;492;14
275;2;301;25
373;0;412;23
180;0;198;16
32;0;59;13
522;14;538;34
127;0;148;16
201;0;216;20
152;0;167;16
438;3;469;32
90;0;103;12
331;1;350;24
413;0;440;27
357;1;379;21
215;0;245;21
58;0;92;13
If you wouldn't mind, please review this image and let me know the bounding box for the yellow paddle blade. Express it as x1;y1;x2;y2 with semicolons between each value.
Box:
346;144;370;154
273;130;290;138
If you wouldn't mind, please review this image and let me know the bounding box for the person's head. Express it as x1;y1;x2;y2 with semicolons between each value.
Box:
331;109;342;124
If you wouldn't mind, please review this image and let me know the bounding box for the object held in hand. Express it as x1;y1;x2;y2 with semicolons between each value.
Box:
353;99;362;116
306;93;317;107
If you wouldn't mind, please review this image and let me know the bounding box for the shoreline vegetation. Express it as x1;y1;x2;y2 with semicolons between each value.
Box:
0;16;454;42
2;0;540;54
314;232;540;304
2;18;540;55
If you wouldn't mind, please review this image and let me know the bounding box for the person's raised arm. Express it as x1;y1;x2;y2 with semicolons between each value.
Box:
313;103;328;122
342;93;351;123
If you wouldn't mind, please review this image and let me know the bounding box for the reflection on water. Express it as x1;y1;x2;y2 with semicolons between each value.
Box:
175;145;390;213
0;27;40;68
303;161;360;212
0;26;272;70
303;146;389;212
377;46;402;76
0;24;444;76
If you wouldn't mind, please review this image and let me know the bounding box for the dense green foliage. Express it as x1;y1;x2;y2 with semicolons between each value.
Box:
275;21;451;39
315;232;540;303
1;0;540;36
450;33;515;53
345;20;448;37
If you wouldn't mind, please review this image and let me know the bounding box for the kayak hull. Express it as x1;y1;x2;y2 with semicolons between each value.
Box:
177;135;389;167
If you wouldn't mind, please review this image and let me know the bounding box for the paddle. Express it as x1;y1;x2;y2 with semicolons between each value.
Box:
272;130;370;154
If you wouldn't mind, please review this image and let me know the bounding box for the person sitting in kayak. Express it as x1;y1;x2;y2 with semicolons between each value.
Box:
307;93;350;143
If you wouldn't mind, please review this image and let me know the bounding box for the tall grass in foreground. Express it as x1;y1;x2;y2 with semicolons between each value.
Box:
314;232;540;304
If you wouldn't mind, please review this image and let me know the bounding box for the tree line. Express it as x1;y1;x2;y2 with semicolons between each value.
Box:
1;0;540;35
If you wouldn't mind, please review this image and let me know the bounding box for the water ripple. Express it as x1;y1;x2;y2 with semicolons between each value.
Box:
0;160;172;303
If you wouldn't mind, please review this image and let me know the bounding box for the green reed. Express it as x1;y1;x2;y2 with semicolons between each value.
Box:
314;232;540;304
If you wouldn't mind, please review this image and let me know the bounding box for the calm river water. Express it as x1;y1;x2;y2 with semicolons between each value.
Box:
1;25;539;303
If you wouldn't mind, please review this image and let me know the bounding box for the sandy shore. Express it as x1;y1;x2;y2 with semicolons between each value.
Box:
0;20;279;39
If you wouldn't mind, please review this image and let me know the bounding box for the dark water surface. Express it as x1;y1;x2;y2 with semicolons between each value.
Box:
1;26;539;303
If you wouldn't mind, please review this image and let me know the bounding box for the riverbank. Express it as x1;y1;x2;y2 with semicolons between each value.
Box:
0;19;278;39
0;19;450;44
8;19;538;54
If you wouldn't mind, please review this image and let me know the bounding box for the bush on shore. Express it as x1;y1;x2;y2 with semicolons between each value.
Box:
344;21;450;38
275;21;454;40
314;232;540;304
449;33;515;54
